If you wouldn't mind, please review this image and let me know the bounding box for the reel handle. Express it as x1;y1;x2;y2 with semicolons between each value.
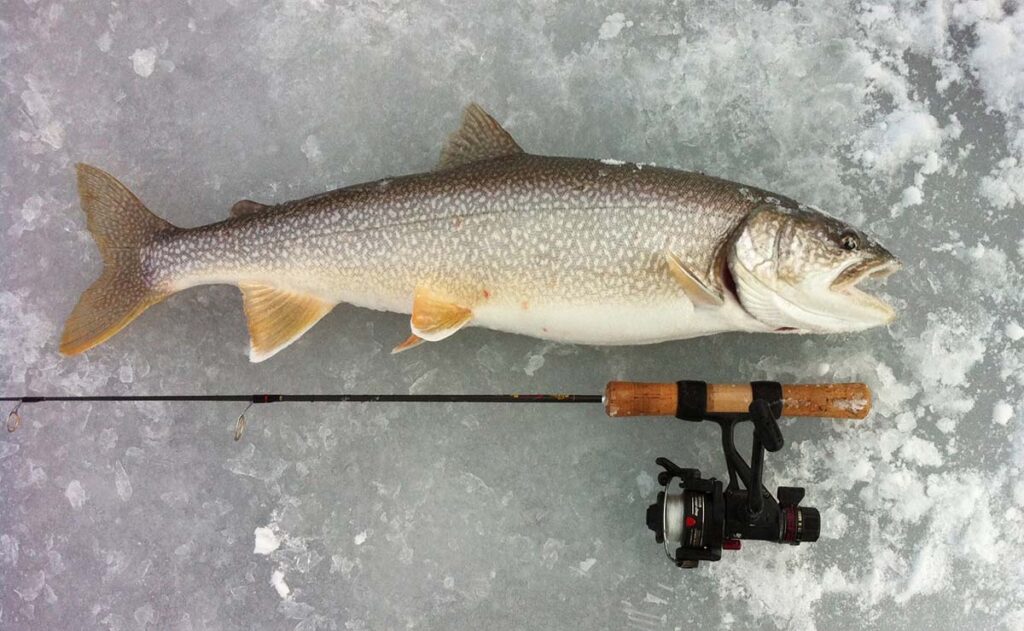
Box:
603;381;871;420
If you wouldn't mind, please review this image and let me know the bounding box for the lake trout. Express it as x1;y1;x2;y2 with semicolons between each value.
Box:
61;104;900;362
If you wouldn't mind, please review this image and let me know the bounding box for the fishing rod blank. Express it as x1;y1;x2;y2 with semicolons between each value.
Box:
4;381;872;435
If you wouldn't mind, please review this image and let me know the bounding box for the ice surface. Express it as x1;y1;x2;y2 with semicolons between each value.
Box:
2;1;1023;630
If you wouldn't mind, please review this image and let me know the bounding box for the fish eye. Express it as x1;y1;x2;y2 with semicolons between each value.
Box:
839;232;860;251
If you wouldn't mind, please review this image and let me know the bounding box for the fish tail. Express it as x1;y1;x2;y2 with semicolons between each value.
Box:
60;164;178;356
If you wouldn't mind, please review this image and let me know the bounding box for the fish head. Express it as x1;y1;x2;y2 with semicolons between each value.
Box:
726;204;901;333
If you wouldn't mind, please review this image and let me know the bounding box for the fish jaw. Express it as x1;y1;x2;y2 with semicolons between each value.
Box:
827;257;901;323
728;249;900;333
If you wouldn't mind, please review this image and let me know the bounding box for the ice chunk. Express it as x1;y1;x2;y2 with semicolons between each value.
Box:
64;480;86;509
129;48;158;77
900;185;923;207
134;604;156;627
114;460;133;502
301;135;323;165
898;436;943;467
523;352;545;376
598;13;631;40
993;401;1013;426
254;527;281;554
0;534;18;567
118;364;134;384
852;109;945;176
223;443;290;483
19;81;64;150
270;570;290;599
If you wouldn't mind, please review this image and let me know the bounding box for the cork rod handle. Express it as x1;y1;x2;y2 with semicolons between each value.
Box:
603;382;872;420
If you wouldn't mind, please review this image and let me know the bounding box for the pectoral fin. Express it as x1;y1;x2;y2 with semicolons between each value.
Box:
410;288;473;341
391;334;425;354
665;252;724;307
239;283;335;362
231;200;272;218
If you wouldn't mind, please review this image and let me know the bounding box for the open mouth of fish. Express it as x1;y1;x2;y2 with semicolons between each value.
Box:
829;258;901;312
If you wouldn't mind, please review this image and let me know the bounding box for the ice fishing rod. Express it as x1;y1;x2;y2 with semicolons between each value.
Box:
2;381;870;432
3;380;870;567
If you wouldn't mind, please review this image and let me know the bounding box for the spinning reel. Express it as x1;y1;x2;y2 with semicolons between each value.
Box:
604;380;864;567
647;383;818;567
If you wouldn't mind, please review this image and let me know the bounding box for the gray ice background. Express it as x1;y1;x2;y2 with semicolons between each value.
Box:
2;1;1023;630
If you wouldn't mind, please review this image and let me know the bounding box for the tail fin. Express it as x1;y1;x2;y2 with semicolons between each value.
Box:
60;164;177;356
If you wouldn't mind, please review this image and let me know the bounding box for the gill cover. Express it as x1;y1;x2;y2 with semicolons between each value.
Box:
728;205;899;333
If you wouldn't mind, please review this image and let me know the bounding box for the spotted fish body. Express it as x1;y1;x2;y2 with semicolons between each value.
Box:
61;105;899;362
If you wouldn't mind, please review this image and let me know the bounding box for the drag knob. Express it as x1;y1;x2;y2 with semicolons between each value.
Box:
798;507;821;543
782;505;821;543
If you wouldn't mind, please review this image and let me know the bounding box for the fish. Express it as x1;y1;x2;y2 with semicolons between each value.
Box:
60;104;900;362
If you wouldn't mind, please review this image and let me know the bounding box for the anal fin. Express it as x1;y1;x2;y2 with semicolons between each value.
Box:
410;288;473;341
665;251;724;307
391;334;425;354
239;283;335;362
231;200;272;218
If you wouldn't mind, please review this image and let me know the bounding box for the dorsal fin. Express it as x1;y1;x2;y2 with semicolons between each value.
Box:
231;200;272;218
437;103;524;170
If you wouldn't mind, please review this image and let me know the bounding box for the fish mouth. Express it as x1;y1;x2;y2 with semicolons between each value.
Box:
829;258;901;321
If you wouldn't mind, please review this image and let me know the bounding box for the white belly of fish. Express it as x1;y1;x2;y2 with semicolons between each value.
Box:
330;284;767;345
471;298;767;344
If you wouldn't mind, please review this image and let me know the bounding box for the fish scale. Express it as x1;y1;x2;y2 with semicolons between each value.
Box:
60;104;899;362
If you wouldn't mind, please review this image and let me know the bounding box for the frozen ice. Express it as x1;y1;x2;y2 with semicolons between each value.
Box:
129;48;157;78
3;1;1024;630
993;401;1014;426
63;480;86;509
300;135;323;166
113;460;133;502
598;13;631;40
270;570;291;600
254;526;282;555
1007;321;1024;341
